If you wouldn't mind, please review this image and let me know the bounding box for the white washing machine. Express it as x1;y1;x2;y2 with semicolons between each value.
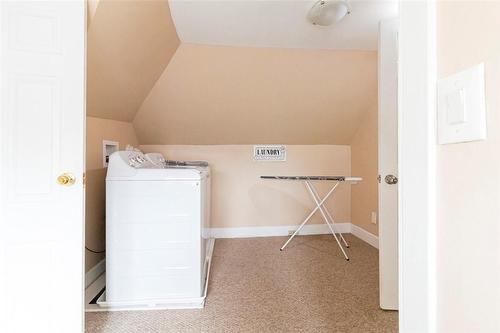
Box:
100;150;213;310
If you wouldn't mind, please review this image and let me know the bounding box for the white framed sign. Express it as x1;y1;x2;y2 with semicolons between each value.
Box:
253;145;286;161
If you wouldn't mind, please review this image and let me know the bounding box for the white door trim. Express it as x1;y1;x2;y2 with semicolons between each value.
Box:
398;1;437;333
0;4;4;329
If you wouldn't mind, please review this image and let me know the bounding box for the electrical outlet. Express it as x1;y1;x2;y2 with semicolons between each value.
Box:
371;212;377;224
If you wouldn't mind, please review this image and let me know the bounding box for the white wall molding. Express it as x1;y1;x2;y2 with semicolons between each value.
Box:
210;223;378;249
210;223;351;239
85;259;106;288
351;224;379;249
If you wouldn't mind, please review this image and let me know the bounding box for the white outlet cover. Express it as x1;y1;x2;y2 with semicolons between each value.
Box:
437;63;487;144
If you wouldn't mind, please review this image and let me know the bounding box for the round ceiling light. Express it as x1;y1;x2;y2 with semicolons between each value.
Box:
307;0;351;26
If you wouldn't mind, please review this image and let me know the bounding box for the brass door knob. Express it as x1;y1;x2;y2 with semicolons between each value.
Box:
57;173;76;186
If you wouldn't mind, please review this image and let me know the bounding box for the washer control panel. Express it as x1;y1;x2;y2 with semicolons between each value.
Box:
125;152;155;169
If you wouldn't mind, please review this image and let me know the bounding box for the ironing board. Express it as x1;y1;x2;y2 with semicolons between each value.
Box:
261;175;362;260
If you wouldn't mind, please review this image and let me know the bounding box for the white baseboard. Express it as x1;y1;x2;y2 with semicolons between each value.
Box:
351;224;379;249
85;259;106;288
210;223;379;249
210;223;351;239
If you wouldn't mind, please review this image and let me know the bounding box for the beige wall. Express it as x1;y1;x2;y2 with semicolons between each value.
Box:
134;44;377;145
141;145;352;229
350;106;378;235
87;0;180;121
85;5;380;272
437;2;500;332
85;116;138;272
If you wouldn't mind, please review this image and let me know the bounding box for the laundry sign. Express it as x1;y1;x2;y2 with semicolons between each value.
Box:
253;145;286;161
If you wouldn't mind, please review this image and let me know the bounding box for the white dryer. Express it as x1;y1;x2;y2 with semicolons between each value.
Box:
101;150;213;310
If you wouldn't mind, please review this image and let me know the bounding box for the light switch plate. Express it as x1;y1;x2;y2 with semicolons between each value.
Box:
437;63;486;144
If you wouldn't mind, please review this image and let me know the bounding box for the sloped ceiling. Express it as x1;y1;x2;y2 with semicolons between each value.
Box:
86;0;180;121
169;0;398;50
133;44;378;145
86;0;385;144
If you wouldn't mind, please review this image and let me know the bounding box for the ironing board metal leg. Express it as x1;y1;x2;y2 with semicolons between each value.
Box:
309;183;350;248
305;181;349;261
280;181;340;251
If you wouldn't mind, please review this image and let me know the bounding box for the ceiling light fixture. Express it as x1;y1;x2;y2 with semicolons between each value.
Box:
307;0;351;26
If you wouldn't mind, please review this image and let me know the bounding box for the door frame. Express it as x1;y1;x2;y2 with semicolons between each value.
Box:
0;1;438;332
398;1;437;332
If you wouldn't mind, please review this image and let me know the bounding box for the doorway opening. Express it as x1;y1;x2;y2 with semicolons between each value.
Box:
83;0;400;331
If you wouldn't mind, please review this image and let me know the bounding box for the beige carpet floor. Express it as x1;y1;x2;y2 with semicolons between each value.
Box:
86;235;398;333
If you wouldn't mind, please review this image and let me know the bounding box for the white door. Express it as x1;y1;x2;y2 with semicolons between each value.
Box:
378;18;399;310
0;1;85;332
